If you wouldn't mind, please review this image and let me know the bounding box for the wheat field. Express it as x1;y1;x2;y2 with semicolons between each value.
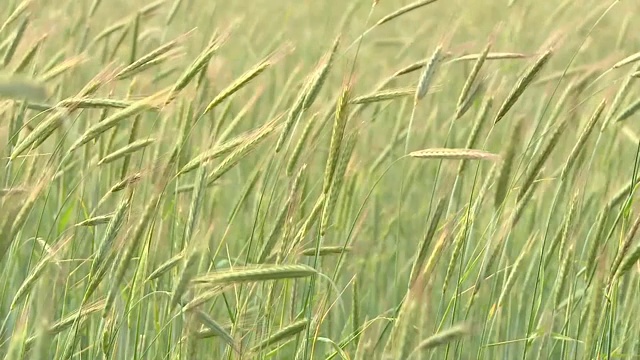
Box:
1;0;640;359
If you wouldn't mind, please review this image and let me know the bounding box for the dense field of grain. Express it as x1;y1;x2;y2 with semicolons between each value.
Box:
2;0;640;359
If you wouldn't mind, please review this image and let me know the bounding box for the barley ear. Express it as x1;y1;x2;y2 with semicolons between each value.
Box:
408;323;473;356
561;99;606;180
415;45;444;102
286;114;317;176
103;192;162;317
517;118;566;201
608;213;640;284
455;41;491;119
613;98;640;124
409;148;500;161
250;319;309;353
457;96;493;177
320;132;356;235
275;36;340;153
494;48;553;124
322;85;351;195
584;260;605;359
601;63;639;131
408;199;446;287
617;242;640;278
202;44;290;116
494;118;522;208
612;51;640;70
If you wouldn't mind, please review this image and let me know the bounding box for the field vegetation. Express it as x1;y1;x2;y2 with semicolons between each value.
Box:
1;0;640;359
